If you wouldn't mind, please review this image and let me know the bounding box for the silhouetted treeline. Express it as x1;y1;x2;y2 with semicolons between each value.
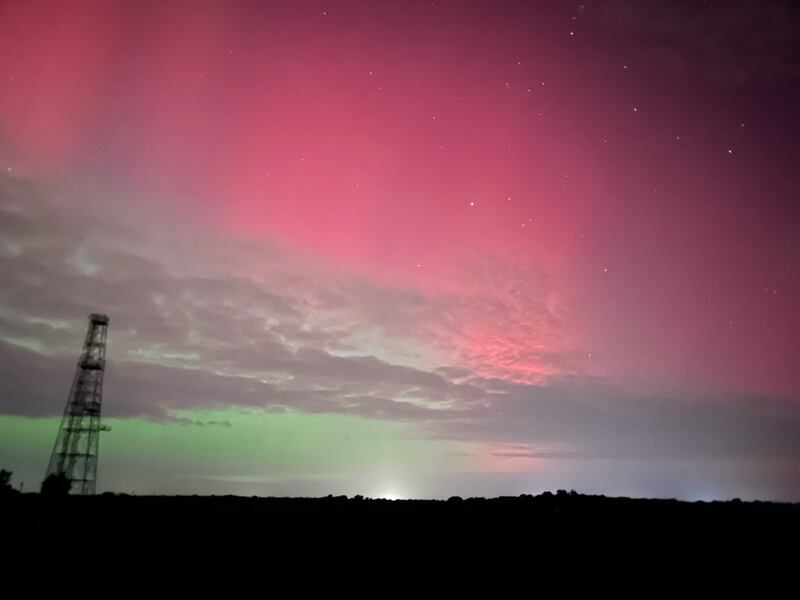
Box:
0;469;16;496
39;472;71;496
2;490;798;580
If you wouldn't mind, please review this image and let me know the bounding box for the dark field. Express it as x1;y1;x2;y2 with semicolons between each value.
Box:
3;491;799;579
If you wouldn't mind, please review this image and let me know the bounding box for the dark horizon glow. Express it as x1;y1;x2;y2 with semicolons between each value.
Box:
1;0;799;500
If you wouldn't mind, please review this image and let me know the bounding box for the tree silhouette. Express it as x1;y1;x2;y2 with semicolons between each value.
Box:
40;472;71;496
0;469;15;495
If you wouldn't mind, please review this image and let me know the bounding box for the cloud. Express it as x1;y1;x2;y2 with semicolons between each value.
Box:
438;376;800;462
1;170;799;473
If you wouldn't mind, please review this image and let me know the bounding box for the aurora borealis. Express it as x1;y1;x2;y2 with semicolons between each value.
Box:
1;0;799;500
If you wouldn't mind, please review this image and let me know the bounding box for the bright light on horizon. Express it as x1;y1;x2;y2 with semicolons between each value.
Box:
374;487;407;501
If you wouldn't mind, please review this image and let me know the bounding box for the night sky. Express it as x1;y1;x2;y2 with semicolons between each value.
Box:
1;0;799;500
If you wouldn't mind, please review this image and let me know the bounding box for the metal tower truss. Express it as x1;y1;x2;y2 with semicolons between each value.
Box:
45;313;110;495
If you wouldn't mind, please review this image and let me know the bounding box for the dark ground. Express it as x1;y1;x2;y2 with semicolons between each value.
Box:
2;491;799;582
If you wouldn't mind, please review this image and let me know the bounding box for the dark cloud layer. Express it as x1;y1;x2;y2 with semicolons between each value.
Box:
1;172;798;477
